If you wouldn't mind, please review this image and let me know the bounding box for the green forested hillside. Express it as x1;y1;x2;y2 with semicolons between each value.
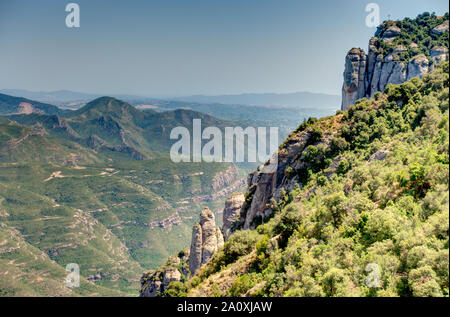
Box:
0;97;246;296
163;62;449;297
0;158;237;295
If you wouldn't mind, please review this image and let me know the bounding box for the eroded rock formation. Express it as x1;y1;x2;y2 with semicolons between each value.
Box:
342;21;449;110
188;207;224;276
342;48;367;108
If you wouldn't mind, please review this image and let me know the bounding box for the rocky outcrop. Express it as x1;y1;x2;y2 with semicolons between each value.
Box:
192;178;246;203
189;223;202;275
407;54;430;79
148;212;182;230
188;207;224;276
341;48;368;109
432;20;449;35
222;192;245;241
236;130;316;230
342;18;449;110
140;251;189;297
431;46;449;64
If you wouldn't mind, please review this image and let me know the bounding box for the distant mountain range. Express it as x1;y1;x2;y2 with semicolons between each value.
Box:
1;89;340;110
0;89;99;106
0;90;340;143
1;95;242;161
171;91;340;108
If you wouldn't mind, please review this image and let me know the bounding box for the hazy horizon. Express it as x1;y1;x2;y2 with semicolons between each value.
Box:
0;87;341;99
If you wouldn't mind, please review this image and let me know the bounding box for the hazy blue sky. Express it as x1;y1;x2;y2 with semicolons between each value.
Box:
0;0;448;96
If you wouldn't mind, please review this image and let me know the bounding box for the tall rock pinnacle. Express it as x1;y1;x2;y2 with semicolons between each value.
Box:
188;207;224;276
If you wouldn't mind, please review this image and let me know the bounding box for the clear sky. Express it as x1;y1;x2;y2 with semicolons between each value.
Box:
0;0;448;96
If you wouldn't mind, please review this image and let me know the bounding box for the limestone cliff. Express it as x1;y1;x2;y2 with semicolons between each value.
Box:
237;126;326;230
189;207;224;276
210;166;240;192
222;192;245;241
342;16;449;110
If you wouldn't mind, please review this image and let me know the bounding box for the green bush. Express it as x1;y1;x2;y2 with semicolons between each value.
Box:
274;203;302;246
222;230;261;265
164;281;187;297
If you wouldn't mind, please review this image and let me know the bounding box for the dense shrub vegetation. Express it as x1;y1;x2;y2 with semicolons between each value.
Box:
375;12;449;60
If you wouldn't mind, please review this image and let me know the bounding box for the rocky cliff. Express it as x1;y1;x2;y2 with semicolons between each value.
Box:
342;14;449;110
189;207;224;275
222;192;245;241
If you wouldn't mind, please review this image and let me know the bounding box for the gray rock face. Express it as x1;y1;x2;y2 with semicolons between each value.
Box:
238;132;313;230
242;170;277;230
407;54;430;80
162;267;182;290
432;20;449;35
188;208;224;276
210;166;240;191
189;223;202;277
222;192;245;241
140;277;161;297
431;46;449;64
382;26;401;38
341;22;449;110
216;227;224;249
200;208;218;264
342;48;368;108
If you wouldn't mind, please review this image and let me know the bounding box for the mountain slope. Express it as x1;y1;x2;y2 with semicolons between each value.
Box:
0;89;99;106
0;93;66;116
0;118;101;164
0;221;126;296
141;60;449;297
